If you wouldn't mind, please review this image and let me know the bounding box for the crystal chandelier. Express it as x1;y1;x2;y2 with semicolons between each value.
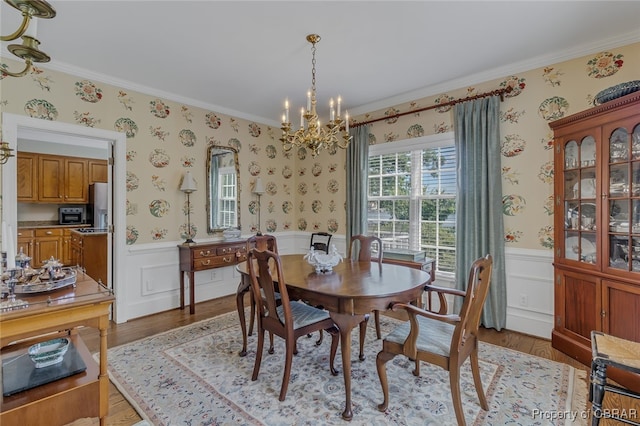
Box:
280;34;351;158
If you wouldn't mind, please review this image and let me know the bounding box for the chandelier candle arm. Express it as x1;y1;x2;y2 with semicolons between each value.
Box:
280;33;352;158
1;0;56;78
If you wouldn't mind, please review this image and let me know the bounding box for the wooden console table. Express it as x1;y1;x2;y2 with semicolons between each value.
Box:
178;239;248;314
1;274;114;425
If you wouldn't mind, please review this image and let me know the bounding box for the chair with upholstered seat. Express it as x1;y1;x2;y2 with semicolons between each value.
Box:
236;234;278;356
376;254;493;426
310;232;332;253
348;235;383;348
589;331;640;426
248;246;339;401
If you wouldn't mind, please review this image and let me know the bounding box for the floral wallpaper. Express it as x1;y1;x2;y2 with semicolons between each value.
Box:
1;41;639;250
0;57;346;245
350;42;640;250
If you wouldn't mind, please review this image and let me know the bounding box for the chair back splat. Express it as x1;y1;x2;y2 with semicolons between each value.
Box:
310;232;332;253
348;234;382;263
376;254;493;426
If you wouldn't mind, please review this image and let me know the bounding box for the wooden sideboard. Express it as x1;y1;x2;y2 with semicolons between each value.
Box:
178;239;248;314
1;274;114;425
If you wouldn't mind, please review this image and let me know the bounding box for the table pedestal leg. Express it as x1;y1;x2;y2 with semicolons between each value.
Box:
329;312;366;421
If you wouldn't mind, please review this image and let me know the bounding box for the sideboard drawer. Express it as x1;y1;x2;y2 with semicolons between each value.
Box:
216;244;246;255
193;247;216;259
192;254;237;270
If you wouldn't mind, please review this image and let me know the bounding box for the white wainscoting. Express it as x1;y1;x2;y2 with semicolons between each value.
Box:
118;232;316;323
118;234;555;340
504;247;554;339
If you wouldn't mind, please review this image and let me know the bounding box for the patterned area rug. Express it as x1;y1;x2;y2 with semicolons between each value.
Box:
104;311;588;425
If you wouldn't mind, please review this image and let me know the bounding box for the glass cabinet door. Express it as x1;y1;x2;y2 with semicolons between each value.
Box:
563;136;597;263
607;122;640;271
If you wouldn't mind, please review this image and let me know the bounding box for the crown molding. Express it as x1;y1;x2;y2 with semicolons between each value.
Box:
349;30;640;117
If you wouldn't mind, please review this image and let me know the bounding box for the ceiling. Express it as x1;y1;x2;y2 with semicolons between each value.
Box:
2;1;640;126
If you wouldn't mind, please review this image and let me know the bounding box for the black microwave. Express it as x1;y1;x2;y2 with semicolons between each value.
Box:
59;207;85;225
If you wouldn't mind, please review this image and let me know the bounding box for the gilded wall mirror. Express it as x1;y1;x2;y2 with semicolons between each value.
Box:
206;145;240;233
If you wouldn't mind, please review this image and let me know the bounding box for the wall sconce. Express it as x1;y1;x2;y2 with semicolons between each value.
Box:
0;140;15;164
1;0;56;77
180;171;197;244
252;177;265;235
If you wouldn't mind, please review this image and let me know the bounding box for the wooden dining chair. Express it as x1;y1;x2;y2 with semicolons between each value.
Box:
348;235;384;350
310;232;332;253
247;247;339;401
376;254;493;426
236;234;278;356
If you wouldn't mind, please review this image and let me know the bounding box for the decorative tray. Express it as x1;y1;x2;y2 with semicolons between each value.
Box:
2;267;77;295
595;80;640;105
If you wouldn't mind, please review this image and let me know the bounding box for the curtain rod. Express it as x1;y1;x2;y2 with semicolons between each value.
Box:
350;86;512;128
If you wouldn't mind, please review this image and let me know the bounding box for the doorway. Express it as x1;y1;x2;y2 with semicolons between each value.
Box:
1;113;127;322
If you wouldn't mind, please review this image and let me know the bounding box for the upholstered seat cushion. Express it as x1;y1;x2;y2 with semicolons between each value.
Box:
384;315;456;358
277;301;330;329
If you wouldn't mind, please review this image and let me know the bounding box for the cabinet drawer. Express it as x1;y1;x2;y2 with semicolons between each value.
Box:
217;245;246;255
35;228;64;237
193;247;217;259
192;254;237;270
17;229;35;238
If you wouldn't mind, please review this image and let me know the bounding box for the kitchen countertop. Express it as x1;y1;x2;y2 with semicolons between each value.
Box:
17;221;91;229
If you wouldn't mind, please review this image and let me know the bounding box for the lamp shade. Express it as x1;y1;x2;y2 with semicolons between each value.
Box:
180;171;197;193
253;177;265;195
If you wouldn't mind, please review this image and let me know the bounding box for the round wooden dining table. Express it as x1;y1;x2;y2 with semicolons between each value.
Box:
236;254;432;420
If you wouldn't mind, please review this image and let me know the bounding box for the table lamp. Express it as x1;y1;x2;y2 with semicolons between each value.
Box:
253;177;265;235
180;171;197;244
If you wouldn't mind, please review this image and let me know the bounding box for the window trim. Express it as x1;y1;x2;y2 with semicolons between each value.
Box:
368;131;456;279
368;132;454;156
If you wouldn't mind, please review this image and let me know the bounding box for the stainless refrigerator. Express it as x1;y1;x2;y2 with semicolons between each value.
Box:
88;182;108;229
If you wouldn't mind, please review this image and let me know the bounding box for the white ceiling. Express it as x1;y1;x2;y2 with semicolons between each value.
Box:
2;1;640;126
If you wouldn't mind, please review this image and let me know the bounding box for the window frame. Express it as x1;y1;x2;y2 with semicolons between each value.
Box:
368;132;456;278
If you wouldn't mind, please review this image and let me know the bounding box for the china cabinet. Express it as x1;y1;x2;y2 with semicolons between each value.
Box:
550;91;640;391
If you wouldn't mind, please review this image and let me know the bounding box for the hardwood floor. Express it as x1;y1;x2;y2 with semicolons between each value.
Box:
69;295;639;426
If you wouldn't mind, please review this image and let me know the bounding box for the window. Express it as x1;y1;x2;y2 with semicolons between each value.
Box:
217;167;237;228
367;133;456;274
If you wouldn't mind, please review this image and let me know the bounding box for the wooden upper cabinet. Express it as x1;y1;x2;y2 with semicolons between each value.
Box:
17;152;38;202
38;155;65;202
88;159;108;184
18;152;96;204
64;157;88;203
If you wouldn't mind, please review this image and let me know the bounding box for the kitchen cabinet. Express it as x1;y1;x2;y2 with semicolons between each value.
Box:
70;230;108;285
62;228;73;266
17;227;78;267
17;152;103;204
88;159;108;184
550;91;640;391
38;154;65;202
16;228;35;260
34;228;63;266
16;152;38;202
70;231;82;268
